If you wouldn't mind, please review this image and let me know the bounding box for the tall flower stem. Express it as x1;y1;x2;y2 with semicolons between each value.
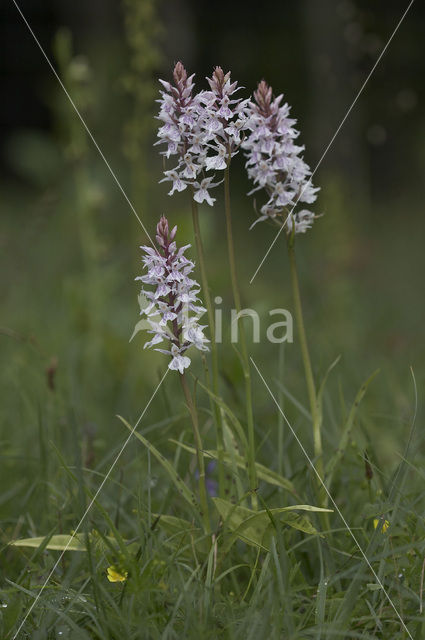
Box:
180;372;211;534
224;165;258;509
190;194;225;498
286;233;325;504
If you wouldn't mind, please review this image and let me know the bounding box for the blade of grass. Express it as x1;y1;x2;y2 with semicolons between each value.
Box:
326;370;379;488
118;415;201;518
170;439;298;496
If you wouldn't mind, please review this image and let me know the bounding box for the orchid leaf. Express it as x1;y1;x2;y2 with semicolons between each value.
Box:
213;498;332;552
10;534;88;552
129;318;149;342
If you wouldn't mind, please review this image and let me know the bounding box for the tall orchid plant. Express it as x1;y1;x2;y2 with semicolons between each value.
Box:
135;62;324;522
243;80;324;500
137;216;211;531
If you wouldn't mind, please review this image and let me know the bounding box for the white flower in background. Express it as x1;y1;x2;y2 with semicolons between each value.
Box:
242;80;320;233
135;216;209;373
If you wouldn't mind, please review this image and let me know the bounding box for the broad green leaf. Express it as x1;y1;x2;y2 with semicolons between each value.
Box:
130;293;151;341
129;318;149;342
170;440;298;496
213;498;332;551
118;416;200;514
137;292;148;311
10;534;87;552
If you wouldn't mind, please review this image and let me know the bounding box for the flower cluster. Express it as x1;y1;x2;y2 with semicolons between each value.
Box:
136;216;209;373
156;62;212;203
156;63;250;206
242;80;319;233
199;66;250;170
156;65;320;233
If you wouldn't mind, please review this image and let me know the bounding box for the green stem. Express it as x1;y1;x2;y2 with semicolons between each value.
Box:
180;373;211;534
277;343;291;478
224;165;258;509
287;234;325;500
190;195;225;498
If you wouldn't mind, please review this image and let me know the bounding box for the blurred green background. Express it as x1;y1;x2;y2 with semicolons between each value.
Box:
1;0;424;528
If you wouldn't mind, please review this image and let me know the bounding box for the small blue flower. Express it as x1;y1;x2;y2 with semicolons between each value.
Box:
196;460;218;497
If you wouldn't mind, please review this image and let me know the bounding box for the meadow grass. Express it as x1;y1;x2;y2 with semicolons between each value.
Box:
1;13;425;640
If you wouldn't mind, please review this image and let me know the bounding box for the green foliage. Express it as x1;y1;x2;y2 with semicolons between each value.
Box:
212;497;331;551
10;534;88;552
118;415;200;515
1;5;425;639
171;439;298;496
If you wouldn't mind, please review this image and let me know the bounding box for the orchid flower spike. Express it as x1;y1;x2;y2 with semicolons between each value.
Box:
242;80;320;233
200;66;250;171
156;62;251;206
156;62;219;206
136;216;209;374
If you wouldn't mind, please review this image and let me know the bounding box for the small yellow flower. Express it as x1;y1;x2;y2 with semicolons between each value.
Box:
107;565;128;583
373;518;389;533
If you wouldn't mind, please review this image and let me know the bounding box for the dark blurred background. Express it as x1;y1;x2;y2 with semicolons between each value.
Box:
2;0;424;191
1;0;424;466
